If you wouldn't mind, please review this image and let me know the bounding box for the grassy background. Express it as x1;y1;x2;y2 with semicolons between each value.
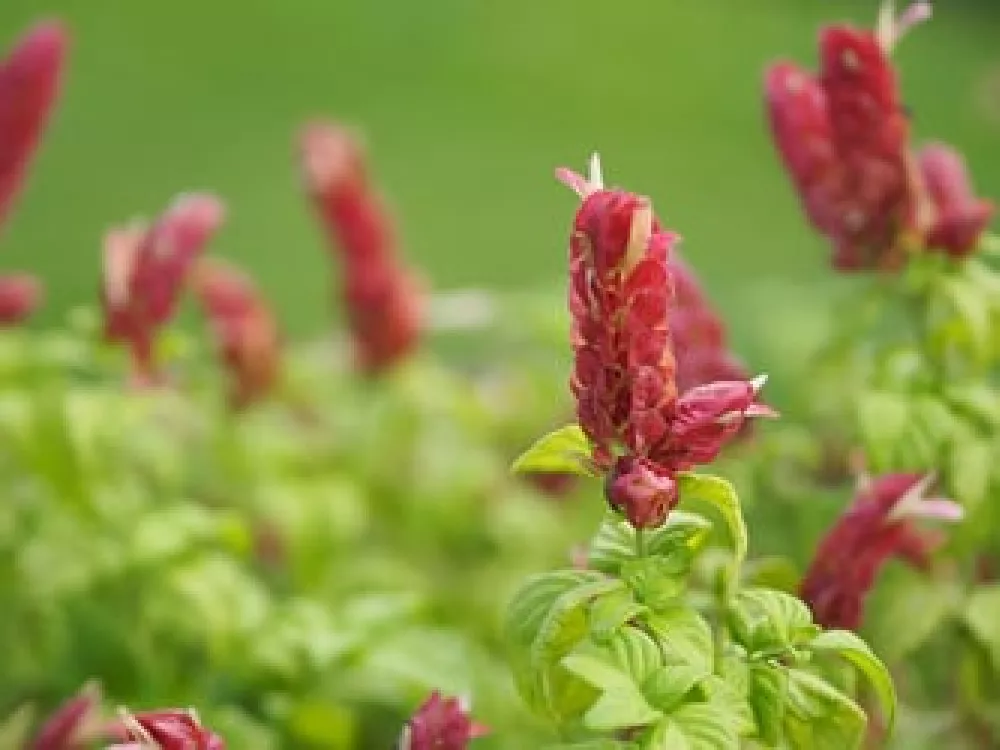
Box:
0;0;997;340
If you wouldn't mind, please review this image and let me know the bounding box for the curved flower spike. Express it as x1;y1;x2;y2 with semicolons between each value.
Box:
0;20;67;233
191;258;281;409
298;121;423;374
30;682;102;750
801;472;961;630
102;193;225;381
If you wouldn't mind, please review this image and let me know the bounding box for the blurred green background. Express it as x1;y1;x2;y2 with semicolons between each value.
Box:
0;0;997;340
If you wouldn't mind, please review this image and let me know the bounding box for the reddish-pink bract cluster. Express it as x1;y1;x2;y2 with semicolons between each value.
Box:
765;4;993;270
560;157;773;527
670;256;748;393
106;709;225;750
191;257;281;409
102;194;225;381
800;473;960;630
399;691;488;750
299;122;422;374
0;20;68;323
30;683;102;750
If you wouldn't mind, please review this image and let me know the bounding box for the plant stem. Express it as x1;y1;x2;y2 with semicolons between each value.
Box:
635;527;646;559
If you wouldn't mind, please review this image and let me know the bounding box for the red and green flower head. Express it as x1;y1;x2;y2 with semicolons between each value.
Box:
298;121;423;374
558;155;775;528
765;2;992;270
102;194;225;382
801;472;962;630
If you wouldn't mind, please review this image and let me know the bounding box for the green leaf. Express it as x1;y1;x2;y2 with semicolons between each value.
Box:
562;629;664;731
867;573;960;662
589;511;712;577
676;473;747;570
937;274;992;365
748;663;786;747
856;390;909;472
782;668;866;750
512;424;598;478
963;584;1000;672
647;703;741;749
532;578;628;668
504;569;611;713
728;588;818;654
645;607;714;676
948;437;992;511
808;629;896;735
588;589;649;643
620;553;692;611
641;664;705;713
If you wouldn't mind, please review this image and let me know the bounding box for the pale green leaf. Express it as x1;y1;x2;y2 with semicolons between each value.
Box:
512;424;598;478
809;629;896;735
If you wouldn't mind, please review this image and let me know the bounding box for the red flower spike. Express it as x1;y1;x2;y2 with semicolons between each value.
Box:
765;3;934;270
102;194;225;381
0;272;41;324
800;473;962;630
561;154;679;464
298;121;423;374
399;691;488;750
107;708;224;750
917;142;995;257
0;20;67;234
559;155;776;529
30;682;102;750
191;258;281;409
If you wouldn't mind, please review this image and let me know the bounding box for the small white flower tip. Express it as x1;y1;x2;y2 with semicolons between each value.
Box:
588;152;604;190
750;373;769;393
877;0;932;50
907;498;964;523
889;473;963;523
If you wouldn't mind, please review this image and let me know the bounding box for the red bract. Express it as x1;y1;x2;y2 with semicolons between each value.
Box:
917;142;994;258
670;256;748;393
764;4;933;270
107;709;224;750
298;121;422;374
30;682;101;750
800;473;961;630
0;20;67;233
191;258;281;409
102;194;225;381
399;691;488;750
0;271;41;324
559;156;775;528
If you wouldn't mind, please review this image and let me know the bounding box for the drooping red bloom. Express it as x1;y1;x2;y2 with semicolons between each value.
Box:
298;121;422;374
106;708;224;750
801;473;961;630
30;683;101;750
917;142;995;258
764;3;950;271
0;20;68;324
0;272;41;324
191;258;281;409
398;691;488;750
558;156;775;527
669;256;748;393
101;194;225;381
0;20;67;233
